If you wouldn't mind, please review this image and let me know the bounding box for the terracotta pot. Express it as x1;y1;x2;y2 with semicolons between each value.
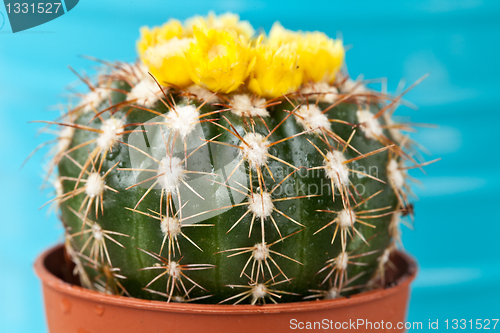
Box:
35;244;417;333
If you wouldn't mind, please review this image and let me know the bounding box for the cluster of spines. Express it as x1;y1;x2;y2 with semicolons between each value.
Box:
36;58;438;305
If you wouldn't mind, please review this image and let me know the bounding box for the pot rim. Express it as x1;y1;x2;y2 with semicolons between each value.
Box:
35;243;417;315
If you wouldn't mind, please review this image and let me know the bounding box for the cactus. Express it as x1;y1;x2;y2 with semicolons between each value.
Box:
39;13;435;304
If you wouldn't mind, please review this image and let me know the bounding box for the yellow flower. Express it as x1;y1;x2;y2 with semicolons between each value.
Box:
186;28;253;94
185;12;254;39
268;22;345;84
268;22;298;45
137;19;183;57
248;37;302;98
207;12;255;39
183;15;206;36
299;32;344;83
135;15;344;96
141;37;193;87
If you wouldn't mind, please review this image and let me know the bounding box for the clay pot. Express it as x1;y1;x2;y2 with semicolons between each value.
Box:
35;244;417;333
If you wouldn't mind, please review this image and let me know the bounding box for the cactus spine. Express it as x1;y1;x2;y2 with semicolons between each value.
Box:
39;13;433;304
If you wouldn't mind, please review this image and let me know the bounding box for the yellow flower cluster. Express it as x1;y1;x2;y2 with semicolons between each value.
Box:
137;13;344;98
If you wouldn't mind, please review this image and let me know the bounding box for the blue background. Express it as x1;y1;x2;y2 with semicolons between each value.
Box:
1;0;499;331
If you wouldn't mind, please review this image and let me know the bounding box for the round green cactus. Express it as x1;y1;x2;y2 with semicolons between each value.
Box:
40;14;431;304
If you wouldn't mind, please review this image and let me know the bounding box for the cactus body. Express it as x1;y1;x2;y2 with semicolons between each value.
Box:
46;14;425;304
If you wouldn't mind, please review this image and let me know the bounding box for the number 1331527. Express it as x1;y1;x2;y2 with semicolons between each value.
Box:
6;3;62;14
444;319;499;330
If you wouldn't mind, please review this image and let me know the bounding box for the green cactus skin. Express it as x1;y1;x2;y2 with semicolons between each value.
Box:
50;63;414;304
